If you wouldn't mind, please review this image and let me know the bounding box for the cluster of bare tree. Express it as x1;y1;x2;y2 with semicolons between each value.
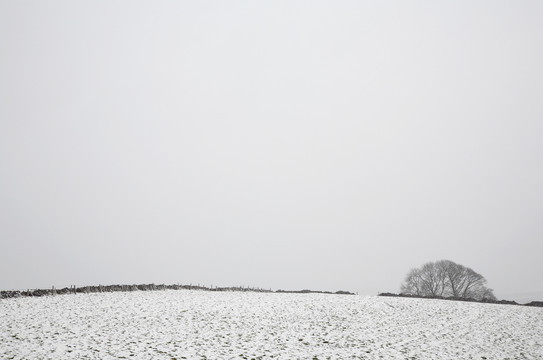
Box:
400;260;496;301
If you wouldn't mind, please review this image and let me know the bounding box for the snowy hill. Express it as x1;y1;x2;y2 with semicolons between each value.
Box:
1;291;542;359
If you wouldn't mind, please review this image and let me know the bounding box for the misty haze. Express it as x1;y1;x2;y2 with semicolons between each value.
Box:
1;1;543;359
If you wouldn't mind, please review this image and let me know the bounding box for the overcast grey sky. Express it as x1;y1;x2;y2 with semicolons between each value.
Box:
1;1;542;302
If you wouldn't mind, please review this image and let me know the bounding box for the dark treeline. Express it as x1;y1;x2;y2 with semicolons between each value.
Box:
0;284;354;299
276;289;354;295
378;292;543;308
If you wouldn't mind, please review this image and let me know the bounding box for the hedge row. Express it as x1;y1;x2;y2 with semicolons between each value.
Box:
378;292;543;307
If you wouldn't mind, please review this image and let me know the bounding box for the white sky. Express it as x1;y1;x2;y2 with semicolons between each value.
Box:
1;1;542;303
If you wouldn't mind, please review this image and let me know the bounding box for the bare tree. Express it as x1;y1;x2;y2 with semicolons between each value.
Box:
400;268;423;295
439;260;465;297
400;260;496;301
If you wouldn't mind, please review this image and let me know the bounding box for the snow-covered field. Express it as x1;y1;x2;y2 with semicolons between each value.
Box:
1;290;542;359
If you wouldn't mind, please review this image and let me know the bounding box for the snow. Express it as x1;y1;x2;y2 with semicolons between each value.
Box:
1;290;542;359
